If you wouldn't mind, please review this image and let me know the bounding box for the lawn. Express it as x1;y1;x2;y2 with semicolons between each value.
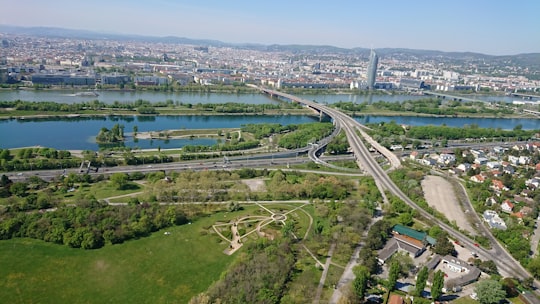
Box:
70;180;144;200
0;212;237;304
0;202;317;303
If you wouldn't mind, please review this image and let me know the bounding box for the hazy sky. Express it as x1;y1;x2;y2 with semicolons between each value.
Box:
2;0;539;55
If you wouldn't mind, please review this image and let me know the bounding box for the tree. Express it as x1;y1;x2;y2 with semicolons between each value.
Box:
433;232;455;256
0;174;11;187
10;182;28;197
387;261;400;291
414;266;429;297
281;220;295;239
478;260;498;275
110;172;128;190
431;270;444;300
428;225;443;238
474;279;506;304
352;265;369;301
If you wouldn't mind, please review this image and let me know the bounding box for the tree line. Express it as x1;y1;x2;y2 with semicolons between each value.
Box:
0;99;304;116
0;197;189;249
0;147;80;172
354;98;516;116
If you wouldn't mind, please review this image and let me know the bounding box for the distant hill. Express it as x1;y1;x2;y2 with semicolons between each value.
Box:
1;25;539;67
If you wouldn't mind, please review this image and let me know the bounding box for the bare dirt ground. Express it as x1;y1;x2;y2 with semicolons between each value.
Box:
242;178;267;192
421;175;475;235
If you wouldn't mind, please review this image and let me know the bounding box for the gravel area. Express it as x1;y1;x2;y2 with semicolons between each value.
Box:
421;175;475;235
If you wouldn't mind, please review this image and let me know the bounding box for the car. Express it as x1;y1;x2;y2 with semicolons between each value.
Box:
474;243;480;247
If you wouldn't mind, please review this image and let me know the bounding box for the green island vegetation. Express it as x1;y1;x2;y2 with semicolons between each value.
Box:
96;123;125;143
0;99;310;118
1;80;260;94
364;120;538;149
331;98;538;117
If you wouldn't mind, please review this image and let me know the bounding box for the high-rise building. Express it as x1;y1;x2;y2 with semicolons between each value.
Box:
367;49;378;90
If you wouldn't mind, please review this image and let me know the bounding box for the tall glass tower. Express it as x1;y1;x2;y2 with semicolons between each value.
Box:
367;49;378;90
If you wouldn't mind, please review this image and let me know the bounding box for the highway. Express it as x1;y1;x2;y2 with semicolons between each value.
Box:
254;86;533;282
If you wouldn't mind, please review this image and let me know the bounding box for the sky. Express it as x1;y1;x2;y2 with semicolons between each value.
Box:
1;0;539;55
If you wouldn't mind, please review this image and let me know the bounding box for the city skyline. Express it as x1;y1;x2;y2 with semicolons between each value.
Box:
1;0;540;56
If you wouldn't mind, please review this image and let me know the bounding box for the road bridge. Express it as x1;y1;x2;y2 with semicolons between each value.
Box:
510;92;540;100
423;91;486;103
523;109;540;118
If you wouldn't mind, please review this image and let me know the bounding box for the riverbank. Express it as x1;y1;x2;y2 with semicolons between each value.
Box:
1;105;537;120
0;109;316;120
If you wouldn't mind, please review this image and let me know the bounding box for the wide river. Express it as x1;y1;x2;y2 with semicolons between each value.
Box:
0;91;538;150
0;89;521;104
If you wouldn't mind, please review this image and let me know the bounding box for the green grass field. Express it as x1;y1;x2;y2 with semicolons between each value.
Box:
0;202;315;303
0;212;237;304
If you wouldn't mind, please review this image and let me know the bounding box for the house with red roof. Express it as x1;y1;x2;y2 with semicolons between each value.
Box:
491;179;508;192
471;174;485;183
501;200;514;213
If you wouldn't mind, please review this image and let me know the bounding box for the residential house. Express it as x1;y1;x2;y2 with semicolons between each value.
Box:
485;197;498;206
525;177;540;189
388;294;404;304
519;156;531;165
508;155;520;165
421;158;437;166
493;146;507;154
512;144;526;152
491;179;508;192
486;161;501;169
470;149;485;158
502;163;515;175
526;142;540;152
511;212;524;222
471;174;485;183
501;200;514;213
474;157;488;165
490;170;502;177
457;163;471;173
520;206;533;217
483;210;507;230
438;153;456;166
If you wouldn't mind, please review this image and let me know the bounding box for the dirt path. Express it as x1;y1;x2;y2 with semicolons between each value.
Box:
421;175;475;234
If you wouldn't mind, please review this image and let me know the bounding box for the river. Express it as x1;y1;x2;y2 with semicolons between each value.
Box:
0;115;320;150
0;91;538;151
0;89;521;104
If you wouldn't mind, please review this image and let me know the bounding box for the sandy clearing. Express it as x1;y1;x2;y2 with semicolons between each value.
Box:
242;178;267;192
421;175;475;235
